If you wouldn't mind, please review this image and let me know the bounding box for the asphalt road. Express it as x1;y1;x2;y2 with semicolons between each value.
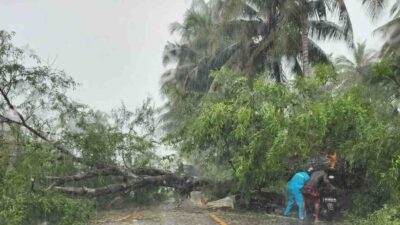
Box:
94;200;335;225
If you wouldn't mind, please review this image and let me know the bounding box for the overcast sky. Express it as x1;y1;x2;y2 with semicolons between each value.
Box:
0;0;392;112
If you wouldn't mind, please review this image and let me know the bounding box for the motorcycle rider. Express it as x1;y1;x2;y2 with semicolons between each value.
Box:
303;166;336;222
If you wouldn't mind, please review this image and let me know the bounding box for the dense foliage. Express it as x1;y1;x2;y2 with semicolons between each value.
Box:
160;1;400;224
0;31;159;224
165;63;400;222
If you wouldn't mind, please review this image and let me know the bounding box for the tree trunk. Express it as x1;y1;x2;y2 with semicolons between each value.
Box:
272;62;282;83
301;29;311;77
45;166;206;198
4;125;20;175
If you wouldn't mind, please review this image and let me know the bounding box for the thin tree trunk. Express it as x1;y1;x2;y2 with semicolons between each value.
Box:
272;62;282;83
5;125;20;175
301;29;311;77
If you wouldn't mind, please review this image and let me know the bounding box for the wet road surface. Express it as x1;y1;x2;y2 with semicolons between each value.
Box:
94;200;337;225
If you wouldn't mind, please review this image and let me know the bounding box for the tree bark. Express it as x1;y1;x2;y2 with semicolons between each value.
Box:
272;62;282;83
6;139;19;173
1;124;21;175
301;29;311;77
48;169;203;198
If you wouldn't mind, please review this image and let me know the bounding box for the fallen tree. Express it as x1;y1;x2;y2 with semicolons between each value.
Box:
1;82;204;197
49;172;202;198
44;165;203;198
0;31;207;199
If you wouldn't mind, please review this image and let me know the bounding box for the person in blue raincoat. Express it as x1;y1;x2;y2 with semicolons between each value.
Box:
283;167;314;220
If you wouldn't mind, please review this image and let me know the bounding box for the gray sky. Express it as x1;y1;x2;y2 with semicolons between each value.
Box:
0;0;190;112
0;0;393;112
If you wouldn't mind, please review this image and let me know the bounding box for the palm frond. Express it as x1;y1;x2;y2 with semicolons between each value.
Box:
335;55;354;66
309;20;345;41
361;0;386;18
308;38;331;65
221;0;259;21
308;0;327;20
380;27;400;56
184;11;210;32
325;0;354;47
390;0;400;16
375;16;400;33
210;42;241;69
353;41;376;66
335;41;376;72
162;43;197;66
221;19;266;39
375;17;400;56
160;64;197;86
169;22;183;35
190;0;208;13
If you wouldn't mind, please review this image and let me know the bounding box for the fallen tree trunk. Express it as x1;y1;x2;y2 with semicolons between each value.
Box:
45;166;178;186
45;164;205;198
46;167;122;186
50;172;203;198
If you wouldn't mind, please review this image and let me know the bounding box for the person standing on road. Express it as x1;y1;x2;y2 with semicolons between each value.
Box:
303;169;336;222
284;167;313;220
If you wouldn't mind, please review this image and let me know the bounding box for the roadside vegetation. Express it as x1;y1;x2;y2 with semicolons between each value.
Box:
0;0;399;224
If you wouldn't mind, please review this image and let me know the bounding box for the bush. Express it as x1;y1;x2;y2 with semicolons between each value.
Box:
352;205;400;225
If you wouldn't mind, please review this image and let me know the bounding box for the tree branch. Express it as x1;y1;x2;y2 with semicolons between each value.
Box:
46;167;121;186
45;167;175;187
51;173;203;198
0;87;26;124
0;87;85;164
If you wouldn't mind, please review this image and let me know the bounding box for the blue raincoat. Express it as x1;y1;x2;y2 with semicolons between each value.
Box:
283;171;310;219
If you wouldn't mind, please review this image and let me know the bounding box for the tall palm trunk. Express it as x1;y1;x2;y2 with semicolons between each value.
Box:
301;29;311;77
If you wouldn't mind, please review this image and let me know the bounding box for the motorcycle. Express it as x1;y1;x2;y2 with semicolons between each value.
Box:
319;172;339;221
305;171;339;221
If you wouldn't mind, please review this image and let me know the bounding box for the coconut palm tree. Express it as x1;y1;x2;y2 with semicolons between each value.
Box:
362;0;400;56
218;0;354;78
335;41;377;75
161;0;238;93
377;1;400;56
276;0;354;77
160;0;231;130
162;0;354;90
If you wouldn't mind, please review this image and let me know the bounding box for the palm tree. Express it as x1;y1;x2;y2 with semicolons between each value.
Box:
160;0;356;130
377;1;400;56
218;0;354;78
335;41;376;75
163;0;354;89
362;0;400;56
161;0;237;93
280;0;354;77
160;0;230;130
